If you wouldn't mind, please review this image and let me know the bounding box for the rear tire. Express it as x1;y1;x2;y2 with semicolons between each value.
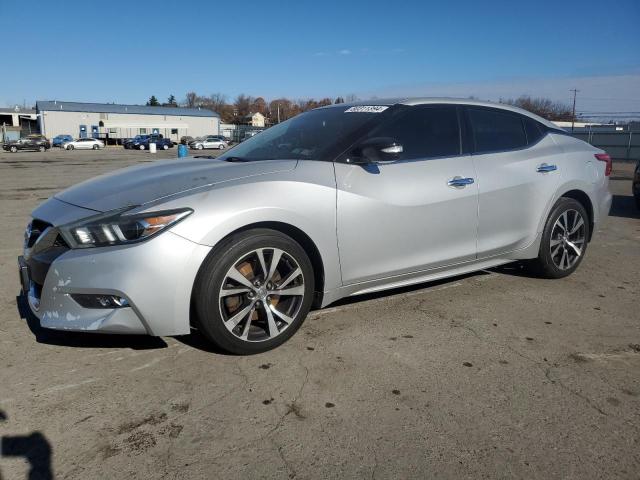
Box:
193;229;315;354
39;145;45;152
92;144;99;150
10;146;17;153
163;144;169;150
139;145;145;150
67;145;74;150
528;197;589;279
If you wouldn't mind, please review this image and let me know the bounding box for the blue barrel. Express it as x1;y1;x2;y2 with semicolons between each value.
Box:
177;144;188;158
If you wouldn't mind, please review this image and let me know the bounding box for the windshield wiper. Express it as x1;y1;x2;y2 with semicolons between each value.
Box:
223;156;254;162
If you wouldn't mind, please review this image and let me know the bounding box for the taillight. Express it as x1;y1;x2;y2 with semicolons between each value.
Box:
594;153;612;177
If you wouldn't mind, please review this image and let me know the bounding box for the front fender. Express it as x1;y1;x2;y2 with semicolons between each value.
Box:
156;161;342;295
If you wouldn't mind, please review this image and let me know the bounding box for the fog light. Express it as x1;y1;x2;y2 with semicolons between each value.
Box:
71;294;129;309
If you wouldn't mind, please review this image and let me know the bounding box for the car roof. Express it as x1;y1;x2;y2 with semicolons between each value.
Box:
320;97;559;130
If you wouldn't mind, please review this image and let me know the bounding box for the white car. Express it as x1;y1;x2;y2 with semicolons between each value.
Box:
190;135;227;150
64;138;105;150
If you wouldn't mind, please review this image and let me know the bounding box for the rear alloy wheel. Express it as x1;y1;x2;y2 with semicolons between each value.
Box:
92;144;99;150
10;146;17;153
219;144;225;150
163;144;169;150
39;145;45;152
194;229;314;354
529;197;589;278
67;145;74;150
197;144;204;150
139;145;145;150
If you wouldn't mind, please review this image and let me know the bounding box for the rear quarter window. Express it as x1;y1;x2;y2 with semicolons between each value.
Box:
523;116;545;145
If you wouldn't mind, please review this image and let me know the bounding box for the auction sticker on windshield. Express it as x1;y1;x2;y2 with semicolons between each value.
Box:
344;106;389;113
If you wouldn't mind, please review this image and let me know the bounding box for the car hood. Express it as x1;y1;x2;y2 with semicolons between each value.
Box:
54;157;297;212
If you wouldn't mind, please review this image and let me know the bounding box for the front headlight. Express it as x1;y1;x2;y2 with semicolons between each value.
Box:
59;208;192;248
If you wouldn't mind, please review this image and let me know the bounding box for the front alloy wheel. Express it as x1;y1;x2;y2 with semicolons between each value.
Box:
194;229;314;354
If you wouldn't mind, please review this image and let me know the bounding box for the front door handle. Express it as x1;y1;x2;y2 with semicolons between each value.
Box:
537;163;557;173
447;176;475;188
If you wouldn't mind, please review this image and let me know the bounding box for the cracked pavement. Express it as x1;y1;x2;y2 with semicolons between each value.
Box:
0;149;639;479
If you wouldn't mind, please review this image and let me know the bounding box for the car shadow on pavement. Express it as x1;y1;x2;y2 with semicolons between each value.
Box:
609;194;640;220
173;330;235;355
15;293;168;351
1;409;53;480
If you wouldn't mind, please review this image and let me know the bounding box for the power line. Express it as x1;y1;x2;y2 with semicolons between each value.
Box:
570;89;579;132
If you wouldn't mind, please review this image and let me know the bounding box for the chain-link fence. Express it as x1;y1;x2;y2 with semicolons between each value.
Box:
570;130;639;161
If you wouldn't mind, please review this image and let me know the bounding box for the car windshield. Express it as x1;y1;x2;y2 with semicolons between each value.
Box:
220;105;395;161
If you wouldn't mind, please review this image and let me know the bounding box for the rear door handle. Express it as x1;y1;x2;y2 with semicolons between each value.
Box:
537;163;557;173
447;176;475;188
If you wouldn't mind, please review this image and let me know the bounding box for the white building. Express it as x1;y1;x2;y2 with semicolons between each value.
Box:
36;101;220;144
244;112;266;128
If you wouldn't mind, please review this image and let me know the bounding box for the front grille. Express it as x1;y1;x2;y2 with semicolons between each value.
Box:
25;218;70;287
26;219;52;248
26;219;69;249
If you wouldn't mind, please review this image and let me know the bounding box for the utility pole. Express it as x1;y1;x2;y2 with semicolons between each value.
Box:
570;89;579;132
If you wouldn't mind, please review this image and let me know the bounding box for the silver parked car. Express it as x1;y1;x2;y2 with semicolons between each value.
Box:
19;99;612;354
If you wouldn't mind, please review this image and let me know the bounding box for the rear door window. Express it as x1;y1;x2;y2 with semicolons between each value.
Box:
468;107;527;154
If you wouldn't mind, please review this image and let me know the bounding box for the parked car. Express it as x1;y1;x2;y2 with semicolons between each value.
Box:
189;135;228;150
3;136;51;152
18;99;612;355
633;159;640;209
64;138;105;150
52;135;73;147
126;134;173;150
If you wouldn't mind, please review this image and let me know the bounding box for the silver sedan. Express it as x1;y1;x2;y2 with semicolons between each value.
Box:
19;98;612;354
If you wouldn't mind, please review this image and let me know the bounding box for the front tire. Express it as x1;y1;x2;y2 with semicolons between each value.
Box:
139;145;145;150
193;229;315;354
197;144;204;150
219;144;225;150
67;144;74;150
529;197;589;278
10;146;17;153
39;145;46;152
92;144;99;150
163;144;169;150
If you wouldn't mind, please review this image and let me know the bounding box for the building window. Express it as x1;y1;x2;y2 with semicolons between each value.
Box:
139;128;147;134
109;128;117;134
171;128;178;135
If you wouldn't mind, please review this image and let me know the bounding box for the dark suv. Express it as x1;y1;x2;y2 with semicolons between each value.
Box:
124;134;173;150
3;135;51;153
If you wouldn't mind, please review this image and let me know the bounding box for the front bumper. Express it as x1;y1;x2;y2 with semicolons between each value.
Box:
22;230;211;336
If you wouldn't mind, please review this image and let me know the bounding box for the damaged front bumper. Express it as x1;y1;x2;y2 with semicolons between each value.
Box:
21;199;211;336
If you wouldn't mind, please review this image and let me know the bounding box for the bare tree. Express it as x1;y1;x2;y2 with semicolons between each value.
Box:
234;94;254;119
185;92;197;108
501;96;575;121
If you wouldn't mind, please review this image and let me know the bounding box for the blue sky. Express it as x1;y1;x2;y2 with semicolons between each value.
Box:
1;0;639;115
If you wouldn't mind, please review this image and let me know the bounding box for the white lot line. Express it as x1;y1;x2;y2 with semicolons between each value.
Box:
309;271;498;319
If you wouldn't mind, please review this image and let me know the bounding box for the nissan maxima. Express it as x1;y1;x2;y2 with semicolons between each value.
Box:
19;99;612;354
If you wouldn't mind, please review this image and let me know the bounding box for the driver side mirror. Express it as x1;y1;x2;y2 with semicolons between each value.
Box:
347;137;403;164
